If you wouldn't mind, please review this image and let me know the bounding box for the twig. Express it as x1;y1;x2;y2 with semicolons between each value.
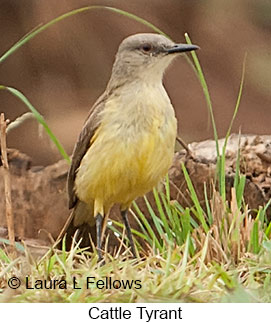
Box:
176;136;190;153
0;113;15;254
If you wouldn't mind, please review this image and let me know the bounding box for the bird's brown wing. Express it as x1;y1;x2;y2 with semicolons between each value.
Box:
67;93;107;209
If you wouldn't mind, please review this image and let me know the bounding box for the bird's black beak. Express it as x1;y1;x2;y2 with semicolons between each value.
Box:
166;43;199;54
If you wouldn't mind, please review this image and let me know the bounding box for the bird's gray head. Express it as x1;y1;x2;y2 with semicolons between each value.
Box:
108;33;199;87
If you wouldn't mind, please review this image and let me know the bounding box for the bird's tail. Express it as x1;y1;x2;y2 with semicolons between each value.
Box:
57;200;96;250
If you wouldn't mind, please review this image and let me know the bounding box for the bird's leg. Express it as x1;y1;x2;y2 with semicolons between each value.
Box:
96;213;103;262
121;209;137;258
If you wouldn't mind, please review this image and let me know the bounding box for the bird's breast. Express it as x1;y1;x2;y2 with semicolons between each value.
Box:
75;84;177;207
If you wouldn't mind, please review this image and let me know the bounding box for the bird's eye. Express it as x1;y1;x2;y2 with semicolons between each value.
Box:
141;44;152;52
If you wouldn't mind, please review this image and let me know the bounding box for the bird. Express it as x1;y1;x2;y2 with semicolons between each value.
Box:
58;33;199;261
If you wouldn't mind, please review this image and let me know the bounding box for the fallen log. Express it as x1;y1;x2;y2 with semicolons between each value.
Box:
0;134;270;250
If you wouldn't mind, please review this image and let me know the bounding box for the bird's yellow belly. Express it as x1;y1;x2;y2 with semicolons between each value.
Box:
75;118;176;209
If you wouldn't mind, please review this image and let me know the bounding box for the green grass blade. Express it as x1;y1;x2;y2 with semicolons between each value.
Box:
182;208;195;256
263;200;271;237
174;202;199;229
181;162;209;233
160;193;175;226
0;85;70;162
153;188;172;240
164;174;171;202
171;207;182;245
0;238;25;252
180;207;192;243
262;199;271;217
132;201;162;252
184;33;219;156
0;248;11;263
129;209;151;243
249;220;260;254
108;221;143;251
225;54;247;142
234;132;242;190
203;182;213;225
236;175;246;209
220;55;247;200
143;195;167;242
105;7;168;37
0;6;167;64
265;220;271;239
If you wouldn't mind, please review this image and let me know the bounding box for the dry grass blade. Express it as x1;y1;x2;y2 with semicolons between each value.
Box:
6;112;34;134
0;113;15;255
